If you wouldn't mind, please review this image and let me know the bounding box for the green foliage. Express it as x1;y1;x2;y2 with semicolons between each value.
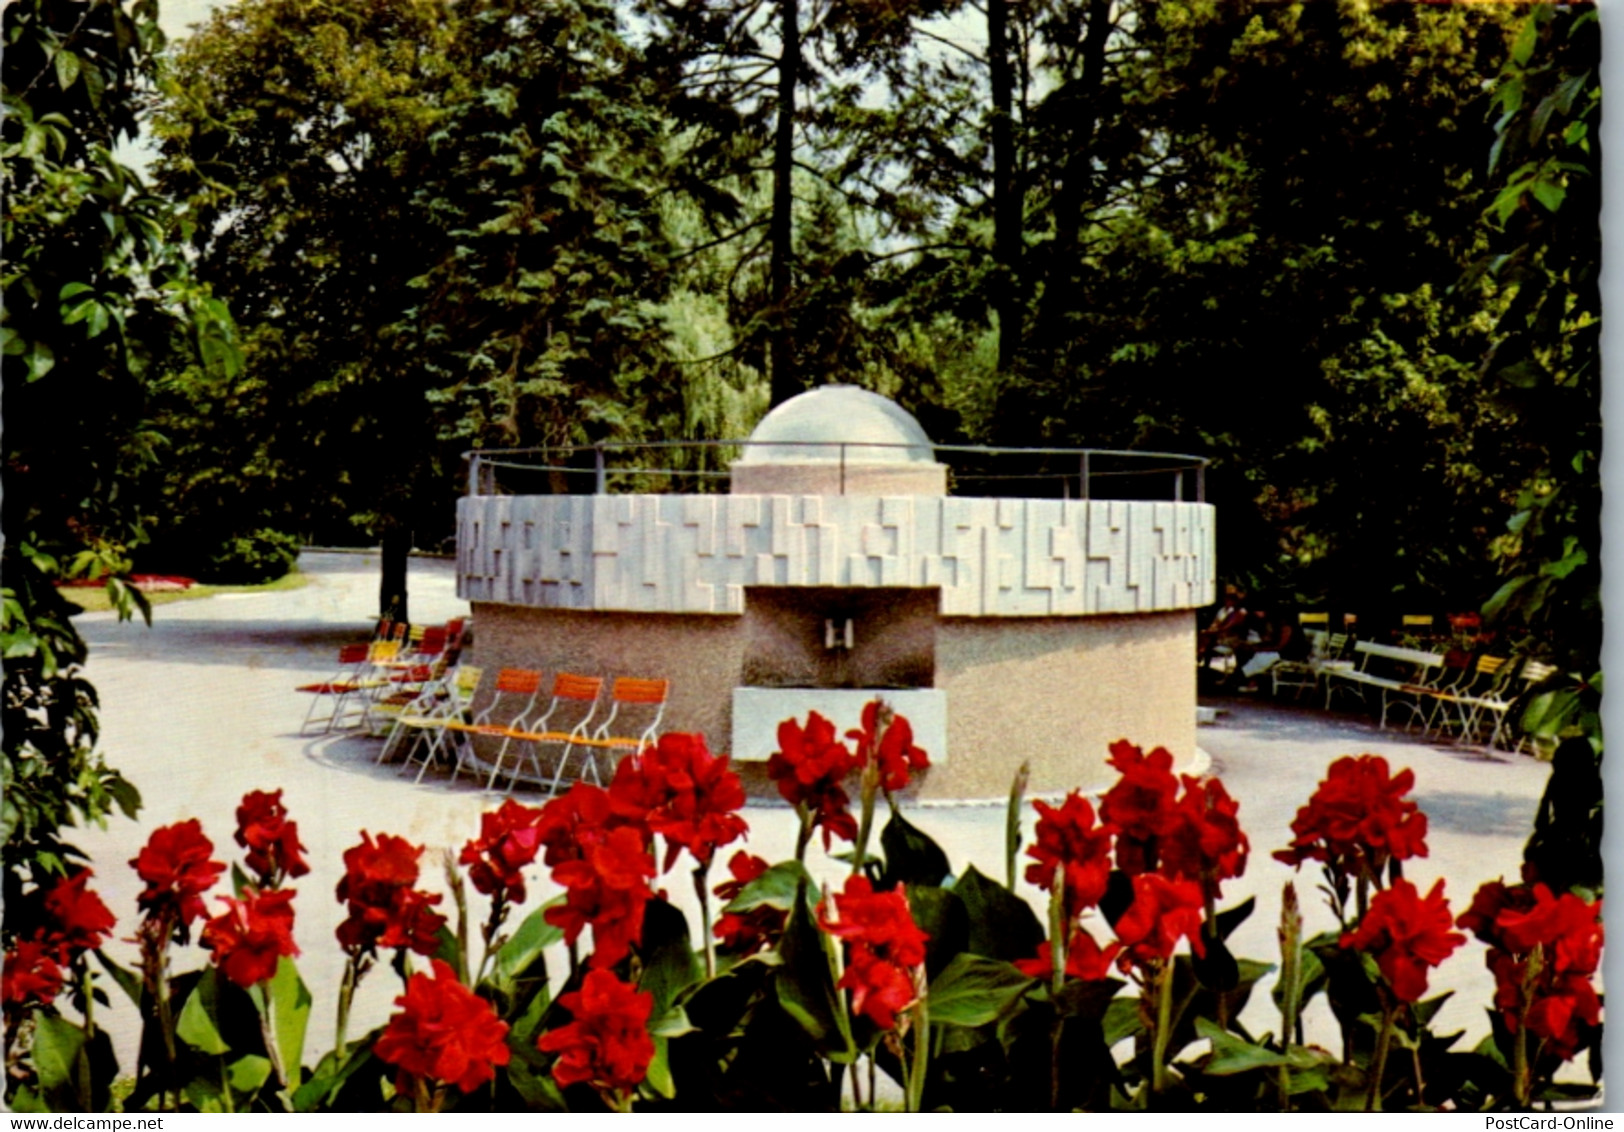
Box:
1469;6;1599;672
2;0;232;954
401;0;681;453
199;529;300;586
150;0;463;558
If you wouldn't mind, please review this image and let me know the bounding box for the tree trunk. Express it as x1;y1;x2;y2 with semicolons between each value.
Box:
768;0;801;407
379;526;411;624
1032;0;1113;367
988;0;1021;376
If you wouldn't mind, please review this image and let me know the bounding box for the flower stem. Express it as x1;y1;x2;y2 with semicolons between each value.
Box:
1367;1002;1397;1113
1512;945;1541;1108
475;893;506;987
1151;960;1175;1093
1006;762;1030;891
852;765;879;879
1276;883;1303;1112
794;805;815;864
906;997;930;1113
445;852;471;986
1047;884;1066;1110
251;981;289;1089
693;861;714;979
335;956;358;1057
78;960;94;1036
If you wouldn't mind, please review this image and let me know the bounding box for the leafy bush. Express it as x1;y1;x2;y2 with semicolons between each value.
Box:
201;529;301;585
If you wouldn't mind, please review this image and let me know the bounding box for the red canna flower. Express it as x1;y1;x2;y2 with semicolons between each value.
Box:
839;946;920;1031
381;887;449;955
42;869;116;959
546;825;657;968
1340;878;1464;1003
847;700;930;794
2;940;64;1007
460;799;547;905
538;968;655;1102
235;789;310;887
767;712;861;850
1113;873;1206;973
609;733;747;872
1273;755;1429;883
131;819;226;927
200;887;300;988
817;875;930;967
817;875;930;1031
712;851;787;955
1024;791;1114;920
335;831;446;958
1459;880;1603;1060
1524;972;1603;1060
713;849;770;904
1099;741;1181;875
1015;926;1122;982
1455;878;1536;952
375;959;511;1096
1494;885;1604;975
535;783;623;868
1160;776;1249;900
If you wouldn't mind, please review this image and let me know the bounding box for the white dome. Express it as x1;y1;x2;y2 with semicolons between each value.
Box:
736;385;935;464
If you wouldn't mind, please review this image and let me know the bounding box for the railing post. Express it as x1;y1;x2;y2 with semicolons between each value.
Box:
1174;469;1184;502
594;444;607;495
1080;451;1091;501
468;454;481;496
1196;462;1206;503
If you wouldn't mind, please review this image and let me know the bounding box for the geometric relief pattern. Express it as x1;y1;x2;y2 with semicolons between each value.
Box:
458;493;1215;616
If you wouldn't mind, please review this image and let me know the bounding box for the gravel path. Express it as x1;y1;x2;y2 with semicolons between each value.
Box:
64;551;1561;1088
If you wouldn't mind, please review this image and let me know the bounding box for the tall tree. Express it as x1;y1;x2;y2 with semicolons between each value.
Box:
2;0;237;1100
152;0;467;617
399;0;679;461
641;0;940;407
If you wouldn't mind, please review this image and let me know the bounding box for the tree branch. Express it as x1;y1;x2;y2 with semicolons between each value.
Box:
673;216;771;261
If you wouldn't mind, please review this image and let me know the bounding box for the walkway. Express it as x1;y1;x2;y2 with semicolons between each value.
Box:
67;552;1555;1084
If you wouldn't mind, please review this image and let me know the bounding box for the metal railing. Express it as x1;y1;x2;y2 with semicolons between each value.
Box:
465;440;1209;503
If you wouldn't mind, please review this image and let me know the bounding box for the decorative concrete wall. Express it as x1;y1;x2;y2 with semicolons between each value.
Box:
458;494;1215;617
465;603;746;753
459;601;1196;800
935;611;1196;798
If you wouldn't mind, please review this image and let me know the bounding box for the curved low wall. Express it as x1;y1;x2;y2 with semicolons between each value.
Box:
457;494;1216;616
455;492;1215;800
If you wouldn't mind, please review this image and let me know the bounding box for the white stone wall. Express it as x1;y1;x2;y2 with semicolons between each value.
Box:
458;494;1215;616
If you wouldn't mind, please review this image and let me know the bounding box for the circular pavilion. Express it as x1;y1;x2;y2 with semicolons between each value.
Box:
456;385;1215;799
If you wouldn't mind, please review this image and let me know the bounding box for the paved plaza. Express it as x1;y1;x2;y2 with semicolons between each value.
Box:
66;552;1568;1087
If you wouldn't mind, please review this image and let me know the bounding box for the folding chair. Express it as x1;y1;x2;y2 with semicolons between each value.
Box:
498;674;607;795
1399;614;1436;647
440;668;546;786
297;640;399;734
1462;660;1558;752
552;677;671;774
1419;654;1506;740
1269;630;1325;700
393;665;486;783
296;644;372;735
342;639;404;730
368;654;451;739
587;677;669;753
